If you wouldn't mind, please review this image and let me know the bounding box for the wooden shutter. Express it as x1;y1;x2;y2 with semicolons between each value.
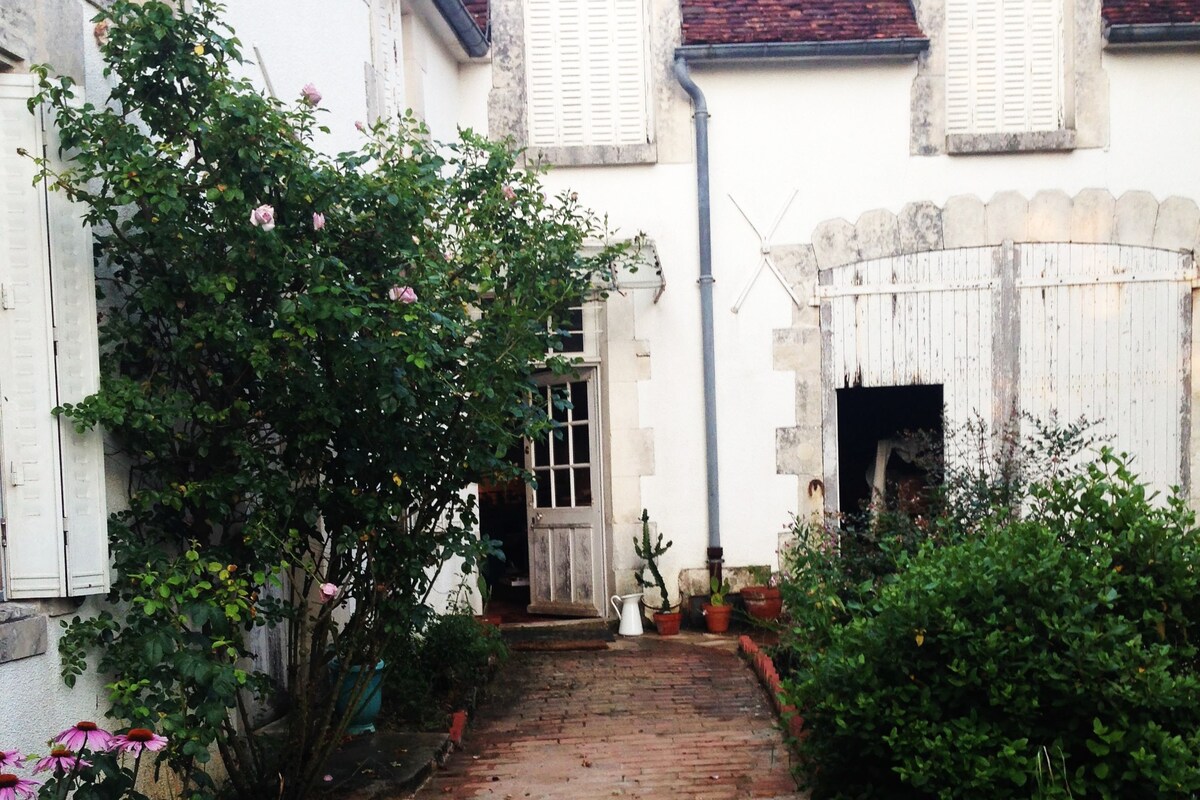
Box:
945;0;1062;135
0;75;108;598
525;0;648;148
0;75;68;598
43;102;109;596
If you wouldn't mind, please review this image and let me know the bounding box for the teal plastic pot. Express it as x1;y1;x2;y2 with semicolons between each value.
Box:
332;659;386;735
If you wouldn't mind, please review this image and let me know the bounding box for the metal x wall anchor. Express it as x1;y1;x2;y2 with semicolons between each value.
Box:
728;190;803;314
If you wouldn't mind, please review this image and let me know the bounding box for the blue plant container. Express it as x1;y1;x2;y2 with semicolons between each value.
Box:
332;659;386;735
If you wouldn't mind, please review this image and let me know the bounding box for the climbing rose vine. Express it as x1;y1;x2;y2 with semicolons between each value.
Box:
30;1;625;798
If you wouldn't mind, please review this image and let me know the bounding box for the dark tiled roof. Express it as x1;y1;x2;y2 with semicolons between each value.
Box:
463;0;489;33
1102;0;1200;25
680;0;925;46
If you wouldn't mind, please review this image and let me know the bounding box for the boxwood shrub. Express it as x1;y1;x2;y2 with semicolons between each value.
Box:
780;451;1200;799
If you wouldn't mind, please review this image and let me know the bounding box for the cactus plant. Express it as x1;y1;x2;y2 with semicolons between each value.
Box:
633;509;674;612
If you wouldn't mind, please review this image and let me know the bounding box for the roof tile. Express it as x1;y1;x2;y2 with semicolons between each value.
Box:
1102;0;1200;25
680;0;925;46
463;0;489;34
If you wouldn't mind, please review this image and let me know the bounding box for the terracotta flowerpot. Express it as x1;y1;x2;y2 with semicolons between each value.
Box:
653;610;682;636
741;586;783;621
702;603;732;633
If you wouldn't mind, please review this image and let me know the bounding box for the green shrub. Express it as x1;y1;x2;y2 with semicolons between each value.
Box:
780;451;1200;799
385;614;507;729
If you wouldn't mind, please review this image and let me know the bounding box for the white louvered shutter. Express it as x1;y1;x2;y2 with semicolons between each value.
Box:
372;0;402;122
0;75;68;598
945;0;1062;135
43;103;109;596
0;75;107;599
525;0;649;148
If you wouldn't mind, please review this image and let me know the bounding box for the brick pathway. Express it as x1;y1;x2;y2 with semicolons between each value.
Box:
413;635;801;799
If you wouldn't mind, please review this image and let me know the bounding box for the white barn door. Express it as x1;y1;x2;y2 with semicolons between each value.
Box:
819;242;1193;510
1018;243;1192;496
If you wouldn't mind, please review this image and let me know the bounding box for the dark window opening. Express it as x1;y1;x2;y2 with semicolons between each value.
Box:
836;385;944;516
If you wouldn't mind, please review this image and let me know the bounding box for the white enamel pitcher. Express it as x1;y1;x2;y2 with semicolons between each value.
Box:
610;592;644;636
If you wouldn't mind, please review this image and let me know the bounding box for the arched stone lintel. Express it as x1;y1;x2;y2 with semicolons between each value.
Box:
807;190;1200;270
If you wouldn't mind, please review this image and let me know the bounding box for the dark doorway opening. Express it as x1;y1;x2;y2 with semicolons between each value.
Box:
477;444;529;620
836;385;944;515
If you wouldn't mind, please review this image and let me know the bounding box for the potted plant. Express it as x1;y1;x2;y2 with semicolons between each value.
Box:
741;564;783;621
633;509;681;635
703;576;733;633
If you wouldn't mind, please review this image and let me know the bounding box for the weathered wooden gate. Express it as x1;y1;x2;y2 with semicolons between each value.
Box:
818;242;1193;508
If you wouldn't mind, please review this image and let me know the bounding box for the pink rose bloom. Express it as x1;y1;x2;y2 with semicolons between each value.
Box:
249;204;276;232
300;83;322;106
0;773;39;800
54;722;113;753
501;184;516;202
388;286;417;304
0;752;21;770
33;747;91;775
354;120;366;132
93;20;110;46
319;583;339;603
312;212;325;231
109;728;168;755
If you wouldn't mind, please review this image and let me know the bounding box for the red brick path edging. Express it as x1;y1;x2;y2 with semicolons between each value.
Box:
738;635;803;742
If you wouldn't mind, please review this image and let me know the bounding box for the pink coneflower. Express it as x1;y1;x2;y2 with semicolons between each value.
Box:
33;747;91;775
0;753;20;771
54;722;113;753
0;773;39;800
109;728;168;755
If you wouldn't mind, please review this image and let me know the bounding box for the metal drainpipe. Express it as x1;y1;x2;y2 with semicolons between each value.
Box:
672;55;723;585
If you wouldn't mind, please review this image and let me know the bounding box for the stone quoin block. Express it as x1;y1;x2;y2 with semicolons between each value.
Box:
1152;196;1200;252
1027;190;1073;242
941;194;987;249
855;209;901;262
986;191;1030;245
1070;188;1116;243
1113;190;1159;248
811;217;860;269
898;201;944;253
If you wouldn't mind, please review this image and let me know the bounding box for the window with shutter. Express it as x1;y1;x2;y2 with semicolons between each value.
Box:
945;0;1065;137
0;74;108;600
524;0;650;151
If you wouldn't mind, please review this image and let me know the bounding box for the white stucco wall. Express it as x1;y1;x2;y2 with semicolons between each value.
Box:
223;0;372;158
536;45;1200;602
0;605;109;756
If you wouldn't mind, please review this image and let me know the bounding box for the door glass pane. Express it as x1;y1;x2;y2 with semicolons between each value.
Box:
572;425;589;464
553;469;571;508
534;469;551;507
551;390;569;423
570;381;588;420
552;426;569;465
574;467;592;507
533;436;549;468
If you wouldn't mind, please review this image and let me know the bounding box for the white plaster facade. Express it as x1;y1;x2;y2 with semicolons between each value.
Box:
494;6;1200;610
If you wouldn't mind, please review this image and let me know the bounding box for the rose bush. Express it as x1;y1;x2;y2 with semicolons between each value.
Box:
29;1;626;797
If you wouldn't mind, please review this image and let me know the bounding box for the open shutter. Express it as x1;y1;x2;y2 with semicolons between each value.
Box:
43;103;109;596
0;75;67;598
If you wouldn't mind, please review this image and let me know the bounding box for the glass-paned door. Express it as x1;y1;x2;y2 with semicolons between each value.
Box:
526;369;605;616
